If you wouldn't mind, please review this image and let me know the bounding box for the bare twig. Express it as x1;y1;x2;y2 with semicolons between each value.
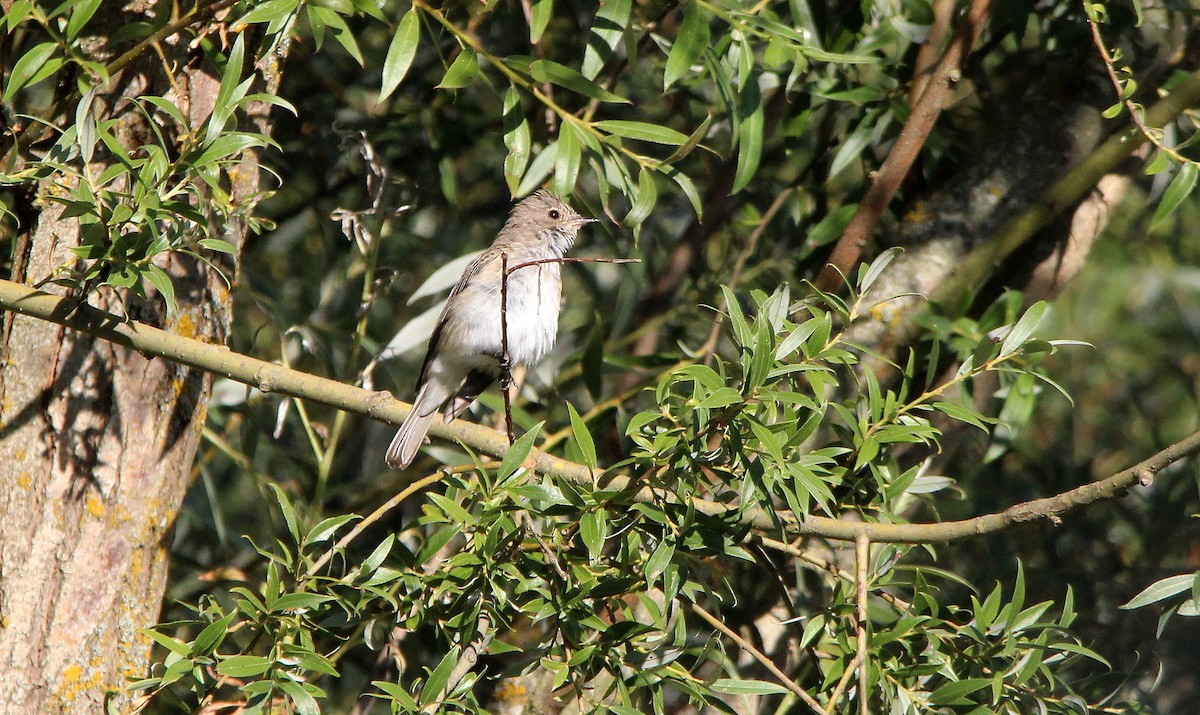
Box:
690;602;825;714
756;536;911;611
307;468;456;576
499;252;515;445
855;533;870;715
815;0;997;292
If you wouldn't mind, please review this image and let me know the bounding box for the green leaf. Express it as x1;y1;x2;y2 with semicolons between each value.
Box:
192;613;236;655
141;629;191;656
498;422;543;480
380;9;420;101
1151;162;1198;228
1121;574;1194;609
580;509;608;560
270;483;302;544
233;0;299;28
303;514;359;546
437;48;479;89
928;678;992;705
732;72;763;194
582;0;631;80
665;167;703;220
515;143;557;197
4;43;62;98
594;120;688;145
665;2;709;90
143;264;177;315
553;122;581;196
270;592;336;612
1000;301;1047;356
66;0;103;40
199;238;238;254
566;402;596;470
625;167;657;227
529;0;552;43
502;87;532;193
419;647;460;707
529;60;630;103
711;678;789;696
217;654;273;678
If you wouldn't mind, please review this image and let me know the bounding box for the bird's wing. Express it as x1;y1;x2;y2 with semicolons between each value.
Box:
414;248;496;389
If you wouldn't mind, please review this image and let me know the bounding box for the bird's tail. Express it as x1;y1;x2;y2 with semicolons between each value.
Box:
386;384;438;469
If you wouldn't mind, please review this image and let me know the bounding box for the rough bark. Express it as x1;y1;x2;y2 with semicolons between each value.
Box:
0;7;281;711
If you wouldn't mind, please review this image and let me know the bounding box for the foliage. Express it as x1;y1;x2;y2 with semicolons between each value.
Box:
3;0;1200;713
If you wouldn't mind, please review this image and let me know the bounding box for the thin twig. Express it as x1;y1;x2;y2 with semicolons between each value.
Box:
815;0;997;292
505;256;641;275
756;536;911;611
307;468;454;576
499;252;515;445
690;602;825;715
855;533;870;715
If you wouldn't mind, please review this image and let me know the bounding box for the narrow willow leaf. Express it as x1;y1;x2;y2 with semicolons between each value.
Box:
530;60;630;103
3;42;60;97
66;0;103;40
529;0;553;43
502;87;531;193
593;120;688;145
144;264;177;315
625;167;657;226
1000;301;1047;356
664;167;702;219
662;112;712;166
498;422;543;480
582;0;631;80
1150;162;1198;228
1121;574;1193;609
380;10;420;101
516;143;557;196
553;123;581;196
732;72;763;194
566;403;596;469
437;47;479;89
664;2;709;89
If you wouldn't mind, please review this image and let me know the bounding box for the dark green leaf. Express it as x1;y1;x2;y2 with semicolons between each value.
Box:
380;10;420;101
530;60;630;103
664;3;709;89
566;402;596;469
437;48;479;89
1151;162;1198;228
594;120;688;145
4;43;61;97
582;0;631;80
732;72;763;194
498;422;543;480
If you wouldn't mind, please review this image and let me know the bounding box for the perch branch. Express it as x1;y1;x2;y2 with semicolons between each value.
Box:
2;279;1198;545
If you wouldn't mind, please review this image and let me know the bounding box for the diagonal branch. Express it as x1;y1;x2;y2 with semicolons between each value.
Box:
2;278;1199;545
690;602;824;714
815;0;997;292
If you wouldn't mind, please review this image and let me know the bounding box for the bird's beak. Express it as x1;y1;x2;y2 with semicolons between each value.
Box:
572;217;599;228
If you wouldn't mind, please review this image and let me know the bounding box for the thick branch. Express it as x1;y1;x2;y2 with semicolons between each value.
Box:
2;279;1198;544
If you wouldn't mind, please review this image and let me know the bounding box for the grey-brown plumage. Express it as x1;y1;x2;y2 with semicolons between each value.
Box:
386;190;595;469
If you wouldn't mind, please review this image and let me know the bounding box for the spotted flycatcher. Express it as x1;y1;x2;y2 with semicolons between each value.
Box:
386;190;596;468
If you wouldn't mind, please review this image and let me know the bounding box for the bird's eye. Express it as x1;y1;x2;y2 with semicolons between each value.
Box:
548;209;561;220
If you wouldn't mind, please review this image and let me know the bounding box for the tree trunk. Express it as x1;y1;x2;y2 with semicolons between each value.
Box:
0;7;280;710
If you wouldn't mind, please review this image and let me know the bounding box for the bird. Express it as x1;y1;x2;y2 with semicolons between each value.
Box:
386;190;597;468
